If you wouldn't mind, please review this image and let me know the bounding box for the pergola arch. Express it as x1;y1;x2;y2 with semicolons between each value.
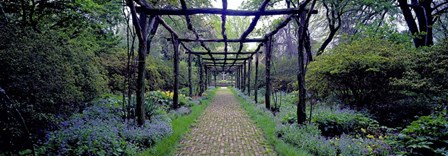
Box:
126;0;317;125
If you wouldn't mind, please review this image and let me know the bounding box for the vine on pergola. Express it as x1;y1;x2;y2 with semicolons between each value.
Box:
126;0;317;125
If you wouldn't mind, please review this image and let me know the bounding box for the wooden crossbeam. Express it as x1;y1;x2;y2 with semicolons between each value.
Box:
156;16;179;38
226;43;263;71
179;0;216;65
178;38;266;42
203;58;249;61
265;14;295;38
204;62;244;65
187;52;259;55
230;0;270;69
136;7;316;16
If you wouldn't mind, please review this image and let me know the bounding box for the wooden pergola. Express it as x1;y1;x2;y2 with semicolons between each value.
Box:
127;0;317;125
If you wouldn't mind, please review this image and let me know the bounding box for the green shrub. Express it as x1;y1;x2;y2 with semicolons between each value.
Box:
307;37;411;108
0;27;107;153
390;109;448;155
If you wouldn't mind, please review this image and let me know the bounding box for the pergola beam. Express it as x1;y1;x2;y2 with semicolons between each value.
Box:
136;7;317;16
178;38;266;42
230;0;270;69
187;51;260;55
203;58;251;61
203;62;244;65
179;0;216;65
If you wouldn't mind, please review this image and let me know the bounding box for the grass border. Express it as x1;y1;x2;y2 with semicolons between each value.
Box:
139;88;217;156
230;88;312;156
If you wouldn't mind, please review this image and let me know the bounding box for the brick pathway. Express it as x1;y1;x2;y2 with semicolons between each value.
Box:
176;88;275;156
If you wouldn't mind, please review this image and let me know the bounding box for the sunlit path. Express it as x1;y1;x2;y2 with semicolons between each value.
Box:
176;88;275;156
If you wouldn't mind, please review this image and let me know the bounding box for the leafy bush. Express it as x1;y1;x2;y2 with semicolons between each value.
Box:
40;97;172;155
393;39;448;103
390;109;448;155
307;37;411;108
147;91;192;109
0;27;108;153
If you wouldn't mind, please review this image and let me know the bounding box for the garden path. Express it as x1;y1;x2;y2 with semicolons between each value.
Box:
176;88;275;156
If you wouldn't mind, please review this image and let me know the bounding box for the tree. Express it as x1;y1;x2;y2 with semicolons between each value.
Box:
397;0;448;47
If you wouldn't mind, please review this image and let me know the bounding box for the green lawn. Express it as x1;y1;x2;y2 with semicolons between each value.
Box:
230;88;312;156
139;89;217;156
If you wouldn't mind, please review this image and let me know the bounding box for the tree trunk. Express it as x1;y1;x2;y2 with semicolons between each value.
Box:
397;0;434;47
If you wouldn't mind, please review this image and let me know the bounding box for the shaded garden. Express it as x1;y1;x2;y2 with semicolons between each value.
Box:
1;0;447;155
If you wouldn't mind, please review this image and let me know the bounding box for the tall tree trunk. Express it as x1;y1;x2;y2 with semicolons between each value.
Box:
397;0;434;47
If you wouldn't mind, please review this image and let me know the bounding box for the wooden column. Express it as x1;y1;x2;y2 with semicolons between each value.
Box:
205;68;209;89
214;72;217;87
296;13;307;124
172;36;180;109
254;51;259;103
198;57;204;95
239;67;242;89
243;60;247;93
247;57;251;96
265;37;272;110
187;50;193;97
135;12;148;125
236;67;240;89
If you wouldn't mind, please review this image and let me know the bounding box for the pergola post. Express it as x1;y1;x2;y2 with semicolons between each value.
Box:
254;51;259;103
247;57;251;96
172;36;180;109
135;11;149;125
265;37;272;110
205;68;209;88
296;12;307;124
198;57;204;95
236;67;241;89
214;72;217;87
243;60;247;93
188;49;193;97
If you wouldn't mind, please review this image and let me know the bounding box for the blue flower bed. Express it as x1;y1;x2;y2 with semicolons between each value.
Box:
39;97;172;155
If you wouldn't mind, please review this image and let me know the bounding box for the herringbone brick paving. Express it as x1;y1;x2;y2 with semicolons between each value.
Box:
176;88;275;156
